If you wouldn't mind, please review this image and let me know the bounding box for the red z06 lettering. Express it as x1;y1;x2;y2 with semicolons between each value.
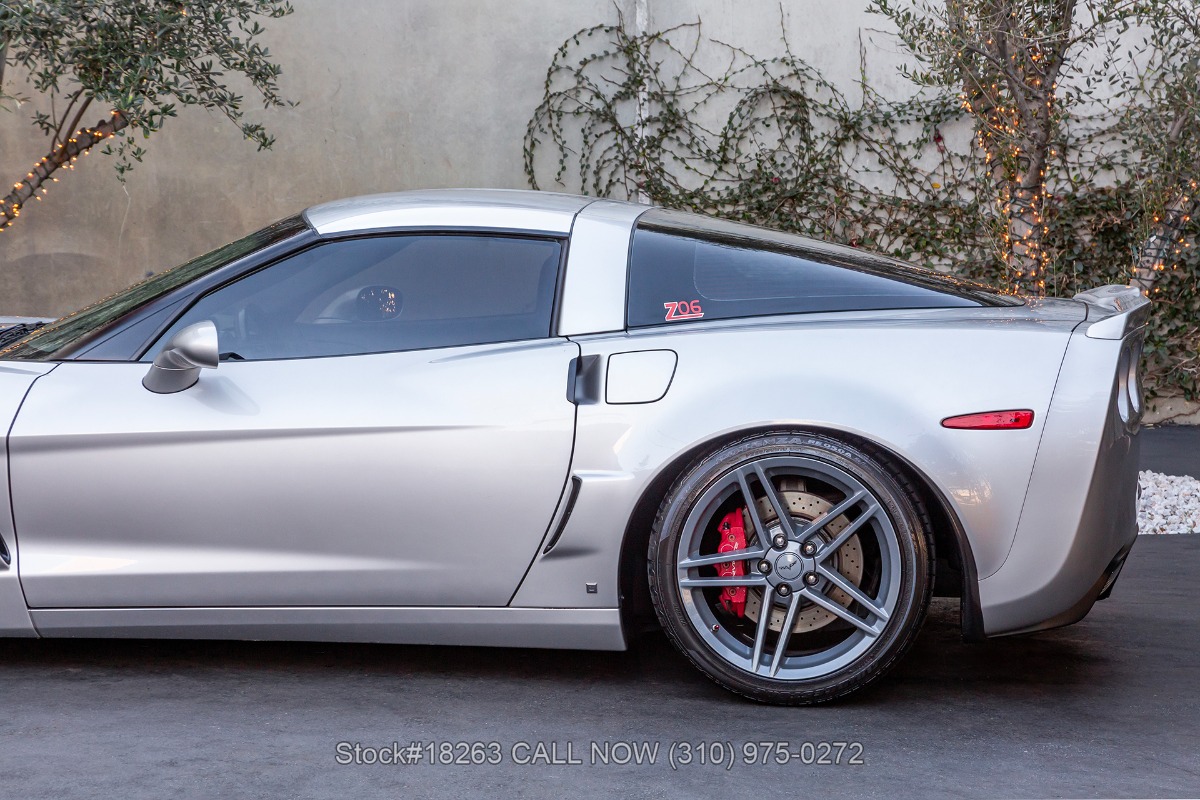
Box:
664;300;704;321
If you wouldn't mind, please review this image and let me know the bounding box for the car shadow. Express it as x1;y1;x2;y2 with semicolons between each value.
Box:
0;599;1109;707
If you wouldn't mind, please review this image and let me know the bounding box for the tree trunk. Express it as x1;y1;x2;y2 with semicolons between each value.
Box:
1132;192;1195;292
1006;185;1047;294
0;111;129;232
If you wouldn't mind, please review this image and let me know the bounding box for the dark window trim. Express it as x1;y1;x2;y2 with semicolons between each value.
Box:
318;224;570;239
133;229;570;363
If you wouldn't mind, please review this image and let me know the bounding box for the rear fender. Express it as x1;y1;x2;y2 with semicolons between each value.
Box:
513;317;1071;612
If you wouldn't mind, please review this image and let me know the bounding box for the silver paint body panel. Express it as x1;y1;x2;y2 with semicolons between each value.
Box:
304;188;592;235
556;200;647;336
0;189;1143;647
11;342;577;609
0;363;54;637
512;308;1077;609
978;328;1141;633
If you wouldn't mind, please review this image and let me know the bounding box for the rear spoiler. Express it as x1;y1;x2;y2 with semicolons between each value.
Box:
1073;285;1151;340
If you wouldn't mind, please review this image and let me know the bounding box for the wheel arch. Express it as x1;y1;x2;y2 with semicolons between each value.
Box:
617;424;985;642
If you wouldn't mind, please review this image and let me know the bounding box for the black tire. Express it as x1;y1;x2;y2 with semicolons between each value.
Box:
647;431;933;704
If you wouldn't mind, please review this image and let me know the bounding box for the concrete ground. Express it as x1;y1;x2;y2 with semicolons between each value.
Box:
1;431;1197;799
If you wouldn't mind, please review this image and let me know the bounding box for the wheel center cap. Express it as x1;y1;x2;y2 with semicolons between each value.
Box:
774;552;805;581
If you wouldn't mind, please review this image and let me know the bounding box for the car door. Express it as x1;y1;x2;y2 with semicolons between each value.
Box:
9;232;578;609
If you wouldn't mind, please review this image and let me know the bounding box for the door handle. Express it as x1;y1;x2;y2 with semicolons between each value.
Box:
566;355;602;405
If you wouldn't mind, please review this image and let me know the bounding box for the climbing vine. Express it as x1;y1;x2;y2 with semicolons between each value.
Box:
525;18;1199;401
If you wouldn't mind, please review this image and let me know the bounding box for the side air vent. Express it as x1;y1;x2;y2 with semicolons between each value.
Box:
543;476;583;555
0;534;10;566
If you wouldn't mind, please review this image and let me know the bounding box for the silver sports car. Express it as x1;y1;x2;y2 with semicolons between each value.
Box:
0;190;1146;704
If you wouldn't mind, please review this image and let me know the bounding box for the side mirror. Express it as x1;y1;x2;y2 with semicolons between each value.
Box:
142;320;219;394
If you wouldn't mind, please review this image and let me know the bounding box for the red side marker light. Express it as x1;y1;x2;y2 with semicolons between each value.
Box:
941;410;1034;430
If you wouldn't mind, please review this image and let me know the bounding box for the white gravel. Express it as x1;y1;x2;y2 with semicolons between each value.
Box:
1138;471;1200;534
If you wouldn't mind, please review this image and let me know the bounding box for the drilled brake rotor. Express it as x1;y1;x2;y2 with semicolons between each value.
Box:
742;478;864;634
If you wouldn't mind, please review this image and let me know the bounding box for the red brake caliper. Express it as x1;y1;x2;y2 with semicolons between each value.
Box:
716;508;747;617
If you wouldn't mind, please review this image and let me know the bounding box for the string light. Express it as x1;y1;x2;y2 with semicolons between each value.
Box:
1;122;117;232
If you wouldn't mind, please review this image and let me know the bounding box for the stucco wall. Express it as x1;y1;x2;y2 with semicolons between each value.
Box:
0;0;910;316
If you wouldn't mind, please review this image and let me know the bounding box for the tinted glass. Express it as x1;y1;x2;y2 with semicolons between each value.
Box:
627;228;979;327
146;234;562;361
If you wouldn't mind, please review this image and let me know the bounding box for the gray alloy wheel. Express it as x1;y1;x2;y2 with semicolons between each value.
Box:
648;432;933;704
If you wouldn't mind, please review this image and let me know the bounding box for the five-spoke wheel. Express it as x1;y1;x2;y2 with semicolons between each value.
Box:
648;432;932;704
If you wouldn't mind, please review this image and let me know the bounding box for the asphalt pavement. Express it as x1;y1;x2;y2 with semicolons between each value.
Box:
1140;424;1200;478
0;429;1197;799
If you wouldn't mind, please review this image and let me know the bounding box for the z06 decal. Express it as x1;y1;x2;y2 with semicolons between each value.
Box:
664;300;704;321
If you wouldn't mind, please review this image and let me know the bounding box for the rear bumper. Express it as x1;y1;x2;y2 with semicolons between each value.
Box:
1096;541;1134;601
976;326;1142;636
996;540;1135;636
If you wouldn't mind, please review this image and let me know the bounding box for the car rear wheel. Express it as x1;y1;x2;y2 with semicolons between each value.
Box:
648;432;933;704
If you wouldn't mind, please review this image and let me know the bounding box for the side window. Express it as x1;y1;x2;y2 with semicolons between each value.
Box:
145;234;563;361
627;228;977;327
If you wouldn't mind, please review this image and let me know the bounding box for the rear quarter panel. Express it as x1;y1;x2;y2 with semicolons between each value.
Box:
512;310;1074;608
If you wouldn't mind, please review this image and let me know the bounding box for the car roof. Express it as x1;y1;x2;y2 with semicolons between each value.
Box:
302;190;1018;308
303;188;647;235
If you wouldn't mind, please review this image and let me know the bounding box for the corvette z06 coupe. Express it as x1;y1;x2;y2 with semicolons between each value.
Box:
0;190;1146;704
